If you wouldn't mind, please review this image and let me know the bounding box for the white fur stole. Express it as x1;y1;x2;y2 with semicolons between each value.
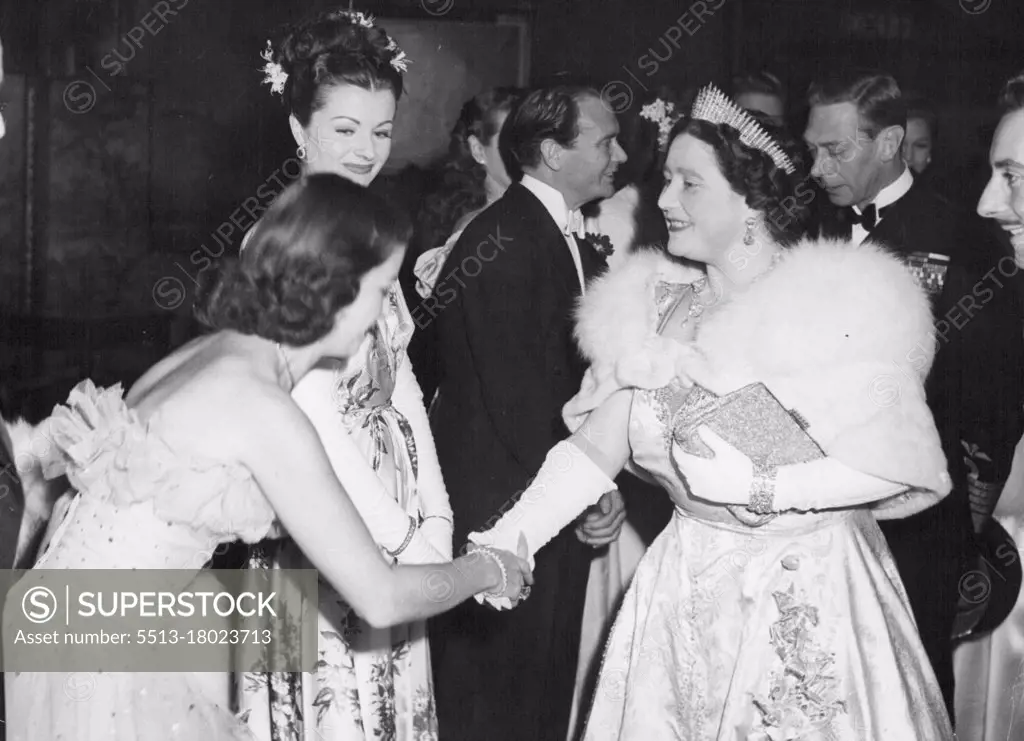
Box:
563;250;704;430
564;238;950;506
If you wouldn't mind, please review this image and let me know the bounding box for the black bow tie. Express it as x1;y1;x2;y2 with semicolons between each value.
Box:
846;203;889;229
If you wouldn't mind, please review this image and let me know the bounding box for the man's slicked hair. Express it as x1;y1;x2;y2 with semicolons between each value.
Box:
808;70;906;137
499;85;600;174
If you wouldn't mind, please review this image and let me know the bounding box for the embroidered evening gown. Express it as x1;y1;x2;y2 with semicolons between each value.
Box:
565;244;954;739
583;374;951;739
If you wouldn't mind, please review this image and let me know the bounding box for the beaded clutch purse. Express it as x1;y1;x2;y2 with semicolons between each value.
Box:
671;382;825;466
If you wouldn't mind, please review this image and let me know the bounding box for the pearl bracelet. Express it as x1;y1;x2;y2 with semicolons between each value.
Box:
747;460;778;516
469;545;507;599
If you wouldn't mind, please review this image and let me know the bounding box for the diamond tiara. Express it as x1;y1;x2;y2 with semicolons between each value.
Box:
691;84;795;174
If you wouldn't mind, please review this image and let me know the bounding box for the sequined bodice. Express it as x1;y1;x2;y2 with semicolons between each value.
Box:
35;381;275;570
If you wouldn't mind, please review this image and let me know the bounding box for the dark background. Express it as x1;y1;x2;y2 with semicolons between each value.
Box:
0;0;1021;419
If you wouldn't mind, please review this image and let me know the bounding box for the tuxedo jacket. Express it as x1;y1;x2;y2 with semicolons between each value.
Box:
430;182;608;543
428;182;608;741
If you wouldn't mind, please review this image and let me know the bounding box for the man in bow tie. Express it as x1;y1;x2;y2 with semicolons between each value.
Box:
429;85;628;741
804;69;1024;726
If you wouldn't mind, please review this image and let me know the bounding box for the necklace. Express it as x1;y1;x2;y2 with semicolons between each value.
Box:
749;249;784;286
686;249;784;327
687;278;709;322
275;342;295;390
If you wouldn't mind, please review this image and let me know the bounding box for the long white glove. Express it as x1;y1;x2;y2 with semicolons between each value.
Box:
292;365;447;564
468;440;616;608
671;428;913;513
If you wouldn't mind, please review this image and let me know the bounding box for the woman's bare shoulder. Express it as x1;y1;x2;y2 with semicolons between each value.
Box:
134;352;309;467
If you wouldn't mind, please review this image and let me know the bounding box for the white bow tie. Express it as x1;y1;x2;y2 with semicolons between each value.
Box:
563;209;585;239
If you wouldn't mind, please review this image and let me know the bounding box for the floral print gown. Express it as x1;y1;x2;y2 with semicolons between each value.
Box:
238;283;439;741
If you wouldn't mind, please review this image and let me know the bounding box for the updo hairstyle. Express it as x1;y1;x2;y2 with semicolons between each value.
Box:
269;9;405;126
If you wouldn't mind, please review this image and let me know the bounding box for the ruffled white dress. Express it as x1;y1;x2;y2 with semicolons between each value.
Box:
4;381;273;740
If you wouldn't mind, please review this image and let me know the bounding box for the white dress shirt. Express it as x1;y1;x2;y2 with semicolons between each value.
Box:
521;174;587;290
852;166;914;245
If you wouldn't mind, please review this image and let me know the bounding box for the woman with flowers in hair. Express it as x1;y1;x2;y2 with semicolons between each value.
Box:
470;85;954;738
238;8;452;741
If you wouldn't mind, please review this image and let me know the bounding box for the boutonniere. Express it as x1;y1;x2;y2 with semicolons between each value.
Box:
584;232;614;258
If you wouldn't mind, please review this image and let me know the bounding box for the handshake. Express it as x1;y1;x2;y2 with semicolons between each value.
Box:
467;446;626;612
460;533;534;611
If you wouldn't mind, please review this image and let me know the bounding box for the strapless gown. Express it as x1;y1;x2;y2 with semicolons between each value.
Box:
4;380;276;741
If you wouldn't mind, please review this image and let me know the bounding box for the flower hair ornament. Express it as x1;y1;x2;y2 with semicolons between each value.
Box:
640;98;680;151
339;10;410;72
385;37;409;74
259;11;410;96
260;40;288;96
691;84;796;174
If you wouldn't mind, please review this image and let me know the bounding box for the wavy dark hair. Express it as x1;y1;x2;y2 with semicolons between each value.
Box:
415;87;523;253
195;174;409;346
268;8;405;126
665;112;811;244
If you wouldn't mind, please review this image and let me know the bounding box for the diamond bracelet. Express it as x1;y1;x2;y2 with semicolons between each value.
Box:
747;460;778;516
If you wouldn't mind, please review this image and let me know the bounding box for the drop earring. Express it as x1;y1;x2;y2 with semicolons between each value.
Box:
296;143;308;160
743;216;757;246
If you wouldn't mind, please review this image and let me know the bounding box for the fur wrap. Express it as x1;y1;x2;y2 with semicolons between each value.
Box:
564;238;950;516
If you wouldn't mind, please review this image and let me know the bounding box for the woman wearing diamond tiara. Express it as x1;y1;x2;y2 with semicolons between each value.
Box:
237;9;454;741
469;85;954;738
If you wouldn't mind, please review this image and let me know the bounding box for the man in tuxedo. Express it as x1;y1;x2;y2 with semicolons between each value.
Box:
429;85;628;741
804;70;1024;722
